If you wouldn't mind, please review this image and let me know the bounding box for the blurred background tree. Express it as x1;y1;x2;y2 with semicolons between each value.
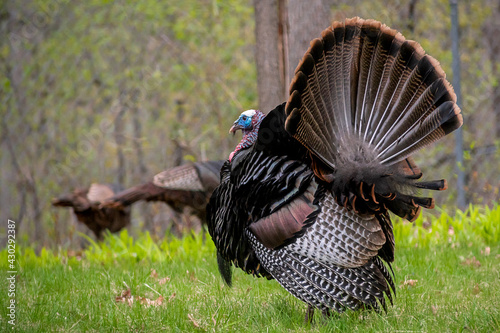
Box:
0;0;498;249
254;0;329;111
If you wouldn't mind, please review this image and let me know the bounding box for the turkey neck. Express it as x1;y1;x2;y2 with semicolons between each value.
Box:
229;111;266;161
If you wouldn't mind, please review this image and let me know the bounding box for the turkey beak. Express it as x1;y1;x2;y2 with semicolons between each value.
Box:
229;122;241;135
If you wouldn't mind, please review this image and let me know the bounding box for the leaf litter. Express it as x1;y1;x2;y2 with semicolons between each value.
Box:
460;256;481;268
115;268;173;308
400;279;418;288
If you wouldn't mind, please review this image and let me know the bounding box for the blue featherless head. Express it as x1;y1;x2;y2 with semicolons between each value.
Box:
229;110;257;135
228;109;266;161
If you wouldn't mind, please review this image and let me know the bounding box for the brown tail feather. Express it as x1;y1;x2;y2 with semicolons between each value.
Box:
283;17;463;220
415;179;448;191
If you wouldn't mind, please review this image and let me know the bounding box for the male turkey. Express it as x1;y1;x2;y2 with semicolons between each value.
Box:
207;18;463;319
52;183;131;240
103;160;224;224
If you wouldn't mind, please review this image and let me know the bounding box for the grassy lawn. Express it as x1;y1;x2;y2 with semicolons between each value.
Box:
1;206;499;332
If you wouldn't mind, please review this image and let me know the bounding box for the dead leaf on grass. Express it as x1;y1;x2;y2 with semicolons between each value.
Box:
115;289;133;306
149;269;170;285
187;270;197;282
400;279;418;288
115;288;131;300
159;277;170;285
481;247;490;256
472;283;481;295
138;295;164;307
67;250;83;260
431;305;438;315
461;256;481;268
212;314;217;326
188;314;200;328
115;288;166;307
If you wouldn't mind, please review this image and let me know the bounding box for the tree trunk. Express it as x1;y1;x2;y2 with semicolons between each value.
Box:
254;0;286;113
115;91;127;186
482;3;500;139
173;99;186;167
407;0;419;34
254;0;330;113
131;90;148;177
485;4;500;139
285;0;330;86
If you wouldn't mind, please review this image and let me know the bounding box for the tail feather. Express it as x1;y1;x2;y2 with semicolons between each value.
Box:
380;101;462;164
364;29;405;142
343;21;362;134
415;179;447;191
367;40;423;147
355;21;382;137
397;157;422;179
396;193;435;209
375;78;452;154
283;17;463;219
312;39;337;145
385;199;422;221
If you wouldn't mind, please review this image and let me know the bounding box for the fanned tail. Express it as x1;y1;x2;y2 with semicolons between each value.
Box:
284;17;463;220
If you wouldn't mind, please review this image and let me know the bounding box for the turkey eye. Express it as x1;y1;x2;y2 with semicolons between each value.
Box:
242;116;247;120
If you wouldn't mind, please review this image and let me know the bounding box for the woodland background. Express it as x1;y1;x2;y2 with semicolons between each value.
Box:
1;0;499;248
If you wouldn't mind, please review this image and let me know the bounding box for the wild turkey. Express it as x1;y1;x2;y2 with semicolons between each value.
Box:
52;183;131;240
207;18;463;319
102;160;224;226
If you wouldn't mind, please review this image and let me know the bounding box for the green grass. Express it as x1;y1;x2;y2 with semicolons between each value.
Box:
1;206;499;332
